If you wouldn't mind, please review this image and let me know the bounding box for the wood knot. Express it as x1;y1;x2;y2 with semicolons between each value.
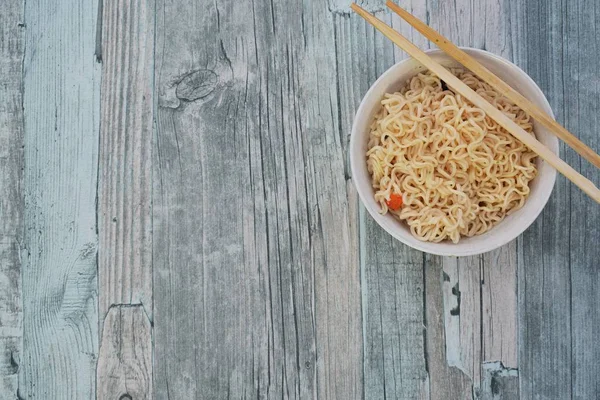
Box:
119;395;132;400
176;69;218;101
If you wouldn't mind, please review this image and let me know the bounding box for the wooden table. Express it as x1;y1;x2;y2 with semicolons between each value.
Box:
1;0;599;398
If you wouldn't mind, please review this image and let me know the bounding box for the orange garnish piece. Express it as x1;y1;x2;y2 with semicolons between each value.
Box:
386;193;403;210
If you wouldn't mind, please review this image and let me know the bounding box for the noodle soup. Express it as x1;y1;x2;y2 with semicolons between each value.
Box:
366;69;537;243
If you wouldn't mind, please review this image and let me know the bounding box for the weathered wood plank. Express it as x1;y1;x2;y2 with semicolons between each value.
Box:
97;0;154;319
19;1;101;398
153;0;361;397
481;246;518;369
96;0;155;397
512;0;600;398
440;256;481;386
479;362;518;400
514;1;572;399
361;220;428;399
97;305;152;399
0;1;24;397
439;245;519;398
424;254;472;399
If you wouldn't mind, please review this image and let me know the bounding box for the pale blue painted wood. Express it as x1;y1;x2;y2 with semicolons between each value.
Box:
19;0;101;398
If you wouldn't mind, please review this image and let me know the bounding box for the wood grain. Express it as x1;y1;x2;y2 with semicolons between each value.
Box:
97;305;152;399
152;0;361;398
0;1;24;397
564;0;600;396
96;0;155;397
424;254;472;399
437;247;519;397
19;0;101;398
440;256;481;384
482;247;518;368
513;0;600;398
362;221;428;399
97;0;154;319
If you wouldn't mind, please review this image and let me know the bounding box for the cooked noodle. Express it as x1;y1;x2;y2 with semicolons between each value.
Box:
367;69;537;243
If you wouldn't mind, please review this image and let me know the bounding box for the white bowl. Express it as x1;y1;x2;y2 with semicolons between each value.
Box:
350;48;558;257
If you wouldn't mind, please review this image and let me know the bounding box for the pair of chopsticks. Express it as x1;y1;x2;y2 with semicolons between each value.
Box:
352;2;600;204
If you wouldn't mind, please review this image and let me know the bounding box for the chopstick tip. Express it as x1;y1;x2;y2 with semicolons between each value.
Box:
386;1;408;15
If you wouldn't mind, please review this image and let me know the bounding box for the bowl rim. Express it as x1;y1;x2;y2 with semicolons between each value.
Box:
350;47;558;256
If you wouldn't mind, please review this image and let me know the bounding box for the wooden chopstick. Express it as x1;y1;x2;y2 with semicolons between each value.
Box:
350;3;600;204
386;1;600;171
